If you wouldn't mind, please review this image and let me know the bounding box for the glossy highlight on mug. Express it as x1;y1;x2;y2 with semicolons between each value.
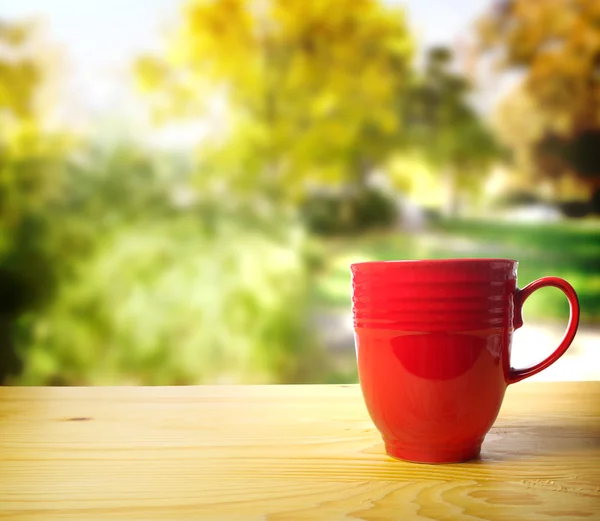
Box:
351;259;580;464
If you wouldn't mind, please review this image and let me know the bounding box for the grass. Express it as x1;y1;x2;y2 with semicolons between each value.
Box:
312;218;600;323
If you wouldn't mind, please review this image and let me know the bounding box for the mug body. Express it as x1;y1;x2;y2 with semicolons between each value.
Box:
351;259;518;463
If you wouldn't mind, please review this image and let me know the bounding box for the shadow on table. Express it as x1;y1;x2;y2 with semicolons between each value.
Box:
480;422;600;462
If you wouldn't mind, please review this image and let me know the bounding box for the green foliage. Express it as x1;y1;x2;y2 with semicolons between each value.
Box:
0;20;70;381
301;187;397;236
493;190;544;208
17;213;322;385
3;135;327;385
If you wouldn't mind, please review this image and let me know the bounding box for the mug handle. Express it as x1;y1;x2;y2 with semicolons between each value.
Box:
508;277;580;384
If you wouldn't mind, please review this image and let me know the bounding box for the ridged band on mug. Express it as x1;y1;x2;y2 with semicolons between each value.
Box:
351;259;518;331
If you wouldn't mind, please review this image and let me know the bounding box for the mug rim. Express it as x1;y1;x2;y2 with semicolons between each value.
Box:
351;258;517;268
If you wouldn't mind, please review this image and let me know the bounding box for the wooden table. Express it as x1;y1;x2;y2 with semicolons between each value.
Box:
1;383;599;520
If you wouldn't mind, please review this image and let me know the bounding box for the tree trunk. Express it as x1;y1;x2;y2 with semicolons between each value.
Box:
442;166;459;218
0;314;21;384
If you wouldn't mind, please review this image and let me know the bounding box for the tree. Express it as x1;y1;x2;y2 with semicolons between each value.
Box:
135;0;414;199
0;20;69;381
478;0;600;200
403;47;501;216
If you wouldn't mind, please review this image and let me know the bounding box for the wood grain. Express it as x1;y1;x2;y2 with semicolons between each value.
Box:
1;383;599;520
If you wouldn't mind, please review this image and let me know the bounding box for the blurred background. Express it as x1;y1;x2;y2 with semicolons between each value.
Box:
1;0;599;386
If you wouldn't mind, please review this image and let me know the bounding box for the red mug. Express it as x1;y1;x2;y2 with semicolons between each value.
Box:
351;259;580;464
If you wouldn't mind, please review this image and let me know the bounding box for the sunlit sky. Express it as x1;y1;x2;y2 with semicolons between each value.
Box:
1;0;509;146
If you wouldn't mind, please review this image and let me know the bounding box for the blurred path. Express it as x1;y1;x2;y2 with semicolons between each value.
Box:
511;321;600;382
315;311;600;381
